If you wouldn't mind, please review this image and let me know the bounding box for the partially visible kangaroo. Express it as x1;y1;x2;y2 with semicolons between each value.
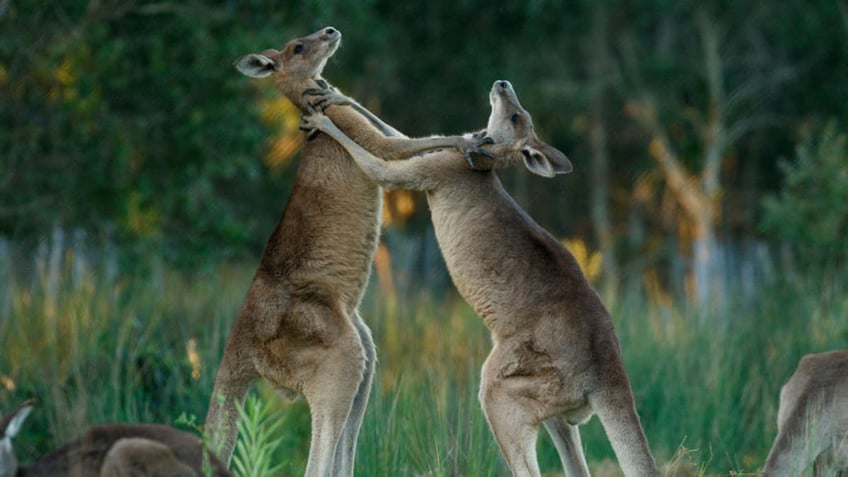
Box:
207;26;488;477
100;438;196;477
763;350;848;476
300;80;659;477
0;401;230;477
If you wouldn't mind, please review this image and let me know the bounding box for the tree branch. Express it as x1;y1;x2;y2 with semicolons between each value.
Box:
696;9;725;197
725;64;798;115
725;114;792;144
628;95;708;223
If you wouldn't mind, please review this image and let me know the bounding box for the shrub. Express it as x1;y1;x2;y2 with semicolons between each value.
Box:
760;121;848;271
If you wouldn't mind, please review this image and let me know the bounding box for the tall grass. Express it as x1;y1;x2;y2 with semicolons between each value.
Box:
1;245;846;476
0;252;246;463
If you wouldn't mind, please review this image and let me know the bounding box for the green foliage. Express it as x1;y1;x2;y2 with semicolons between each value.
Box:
5;0;847;267
0;2;287;265
175;412;219;477
232;394;285;477
0;252;249;459
760;122;848;270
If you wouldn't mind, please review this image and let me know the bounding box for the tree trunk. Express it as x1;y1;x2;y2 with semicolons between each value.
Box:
692;214;723;312
588;0;618;293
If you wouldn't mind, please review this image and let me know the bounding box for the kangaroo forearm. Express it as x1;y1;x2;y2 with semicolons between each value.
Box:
318;119;423;189
323;103;470;161
346;102;403;137
311;89;405;138
361;135;468;161
333;115;467;161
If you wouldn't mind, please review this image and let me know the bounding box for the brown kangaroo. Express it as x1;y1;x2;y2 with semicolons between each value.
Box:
0;401;230;477
206;27;488;477
763;350;848;476
300;80;659;477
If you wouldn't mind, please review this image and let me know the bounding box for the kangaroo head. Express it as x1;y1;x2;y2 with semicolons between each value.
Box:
0;401;34;477
103;438;197;477
233;27;341;82
483;80;572;177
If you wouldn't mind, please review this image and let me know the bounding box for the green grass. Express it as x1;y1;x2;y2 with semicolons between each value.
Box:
1;252;847;476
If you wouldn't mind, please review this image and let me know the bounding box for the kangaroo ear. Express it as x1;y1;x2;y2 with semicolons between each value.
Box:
233;51;279;78
3;401;34;439
520;143;572;177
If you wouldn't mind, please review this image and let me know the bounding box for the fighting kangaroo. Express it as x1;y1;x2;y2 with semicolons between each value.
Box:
763;350;848;476
300;80;659;477
207;27;487;477
0;401;230;477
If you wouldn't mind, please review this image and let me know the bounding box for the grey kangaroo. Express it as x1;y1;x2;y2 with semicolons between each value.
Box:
763;350;848;476
300;80;659;477
207;27;487;477
0;401;230;477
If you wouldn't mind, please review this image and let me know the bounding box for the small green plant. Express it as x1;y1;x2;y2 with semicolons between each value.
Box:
232;393;285;477
175;412;218;477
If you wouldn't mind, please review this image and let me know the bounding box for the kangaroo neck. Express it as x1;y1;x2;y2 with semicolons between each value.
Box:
425;172;573;327
276;76;332;111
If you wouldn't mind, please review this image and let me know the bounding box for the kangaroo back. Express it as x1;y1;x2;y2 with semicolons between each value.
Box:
764;350;848;476
1;403;230;477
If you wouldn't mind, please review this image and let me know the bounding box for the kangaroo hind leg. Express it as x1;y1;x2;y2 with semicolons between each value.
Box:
543;416;591;477
479;351;546;477
589;385;658;477
331;310;376;477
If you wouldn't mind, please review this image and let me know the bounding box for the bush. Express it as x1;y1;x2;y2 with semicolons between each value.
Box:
760;121;848;271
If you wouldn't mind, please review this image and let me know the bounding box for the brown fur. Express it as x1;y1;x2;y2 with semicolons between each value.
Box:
763;350;848;476
0;402;230;477
301;80;658;477
206;27;485;477
100;438;197;477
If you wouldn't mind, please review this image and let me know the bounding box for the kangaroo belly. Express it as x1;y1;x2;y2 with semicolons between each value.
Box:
263;136;383;309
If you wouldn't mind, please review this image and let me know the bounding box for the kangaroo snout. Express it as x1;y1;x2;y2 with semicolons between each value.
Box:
495;80;512;93
322;26;341;42
491;81;517;105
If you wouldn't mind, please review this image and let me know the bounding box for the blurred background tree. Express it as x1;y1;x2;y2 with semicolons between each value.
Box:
760;121;848;275
1;0;846;303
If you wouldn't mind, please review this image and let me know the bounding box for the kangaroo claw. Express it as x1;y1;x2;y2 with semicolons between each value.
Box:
464;147;495;169
299;113;320;139
303;89;332;111
465;153;477;169
471;129;488;140
302;88;352;111
474;146;495;159
299;125;320;140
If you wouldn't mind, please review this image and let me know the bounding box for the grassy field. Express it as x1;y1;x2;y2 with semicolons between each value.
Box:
1;249;846;476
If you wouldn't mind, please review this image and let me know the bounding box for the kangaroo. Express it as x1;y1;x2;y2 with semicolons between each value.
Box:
100;439;196;477
207;26;488;477
763;350;848;476
0;401;230;477
300;79;659;477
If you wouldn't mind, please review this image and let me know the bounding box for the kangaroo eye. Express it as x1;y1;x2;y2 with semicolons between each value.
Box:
294;44;304;54
510;113;520;124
